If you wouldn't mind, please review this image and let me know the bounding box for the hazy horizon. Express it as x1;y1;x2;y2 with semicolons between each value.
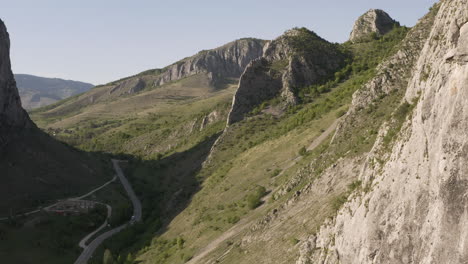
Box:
3;0;437;85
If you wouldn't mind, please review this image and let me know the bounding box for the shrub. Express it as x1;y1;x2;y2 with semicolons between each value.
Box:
246;186;267;209
227;215;240;224
331;194;348;211
299;146;308;156
271;168;282;177
347;180;362;191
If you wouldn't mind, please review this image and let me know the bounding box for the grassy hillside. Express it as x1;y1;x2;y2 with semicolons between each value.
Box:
24;24;410;264
31;73;235;158
0;126;113;216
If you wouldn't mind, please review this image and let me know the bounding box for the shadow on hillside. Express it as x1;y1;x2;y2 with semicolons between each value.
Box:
0;126;114;217
97;133;222;261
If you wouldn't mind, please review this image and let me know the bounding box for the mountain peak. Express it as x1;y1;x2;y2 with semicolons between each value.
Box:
0;19;31;134
349;9;398;42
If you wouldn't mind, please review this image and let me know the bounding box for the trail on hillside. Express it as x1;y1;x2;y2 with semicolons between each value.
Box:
187;119;340;264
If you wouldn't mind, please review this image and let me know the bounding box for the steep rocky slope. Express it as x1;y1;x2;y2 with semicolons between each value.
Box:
228;28;346;124
152;38;266;88
349;9;398;42
0;19;109;215
15;74;93;109
26;4;451;264
33;38;265;120
97;10;416;264
0;24;31;137
297;1;468;263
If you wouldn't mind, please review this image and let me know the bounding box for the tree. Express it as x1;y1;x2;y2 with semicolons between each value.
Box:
103;249;114;264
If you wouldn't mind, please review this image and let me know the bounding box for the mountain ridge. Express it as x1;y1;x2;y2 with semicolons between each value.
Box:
15;73;93;109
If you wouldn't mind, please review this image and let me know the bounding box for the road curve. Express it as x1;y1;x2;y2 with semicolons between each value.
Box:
78;203;112;249
0;176;117;221
74;160;142;264
111;159;142;222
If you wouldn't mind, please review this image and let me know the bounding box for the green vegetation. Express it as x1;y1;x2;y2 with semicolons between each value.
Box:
26;16;422;264
298;146;308;156
246;186;267;209
382;99;418;148
0;207;107;264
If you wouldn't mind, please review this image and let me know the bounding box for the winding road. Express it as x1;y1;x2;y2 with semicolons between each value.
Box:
74;159;142;264
0;176;117;221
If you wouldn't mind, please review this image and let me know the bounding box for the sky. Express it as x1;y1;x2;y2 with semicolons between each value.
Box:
1;0;438;85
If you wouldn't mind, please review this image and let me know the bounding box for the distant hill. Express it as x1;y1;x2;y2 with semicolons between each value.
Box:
14;74;93;109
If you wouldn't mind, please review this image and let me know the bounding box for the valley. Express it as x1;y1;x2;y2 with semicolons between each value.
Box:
4;1;468;264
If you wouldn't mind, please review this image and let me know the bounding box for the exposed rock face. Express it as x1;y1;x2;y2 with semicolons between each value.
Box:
298;1;468;263
0;19;31;143
349;9;398;42
109;77;145;95
153;38;266;88
0;19;108;214
228;28;345;124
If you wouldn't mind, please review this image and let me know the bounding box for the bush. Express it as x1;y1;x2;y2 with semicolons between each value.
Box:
347;180;362;191
298;146;308;156
227;215;240;224
246;186;267;209
331;194;348;211
271;168;282;177
177;237;185;249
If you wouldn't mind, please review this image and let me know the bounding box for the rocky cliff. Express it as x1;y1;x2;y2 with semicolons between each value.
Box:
0;19;31;138
0;19;108;215
297;1;468;263
227;28;346;124
349;9;398;42
153;38;266;88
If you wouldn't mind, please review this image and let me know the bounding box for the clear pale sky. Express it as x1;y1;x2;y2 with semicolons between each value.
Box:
2;0;437;85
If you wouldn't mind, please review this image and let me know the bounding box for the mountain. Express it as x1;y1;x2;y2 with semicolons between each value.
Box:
28;2;465;264
228;28;346;124
0;19;109;216
304;1;468;263
30;38;266;125
349;9;399;42
14;74;93;110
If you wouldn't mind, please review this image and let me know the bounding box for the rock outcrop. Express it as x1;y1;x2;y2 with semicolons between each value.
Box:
297;1;468;263
153;38;266;88
109;77;145;96
0;19;31;144
0;19;108;216
227;28;346;124
349;9;398;42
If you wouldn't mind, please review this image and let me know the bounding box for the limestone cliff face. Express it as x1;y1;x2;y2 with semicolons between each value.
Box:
299;1;468;263
153;38;266;88
0;19;31;142
349;9;398;42
56;38;265;109
228;28;345;124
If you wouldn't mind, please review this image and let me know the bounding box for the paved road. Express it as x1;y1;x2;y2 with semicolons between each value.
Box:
78;203;112;249
0;176;117;221
74;160;142;264
111;159;142;222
